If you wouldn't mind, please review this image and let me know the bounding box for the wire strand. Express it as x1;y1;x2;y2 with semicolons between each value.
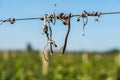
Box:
0;11;120;23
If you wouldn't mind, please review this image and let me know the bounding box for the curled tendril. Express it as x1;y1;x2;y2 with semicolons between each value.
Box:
0;18;15;25
48;39;57;47
42;42;49;62
61;13;71;54
42;13;58;61
42;12;71;56
42;15;49;61
0;20;6;25
51;4;57;25
50;14;56;25
82;17;88;36
95;18;99;22
77;16;81;22
9;18;15;24
47;21;53;55
48;21;57;55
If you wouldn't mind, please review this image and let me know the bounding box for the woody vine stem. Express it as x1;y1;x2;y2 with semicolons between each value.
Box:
0;5;120;61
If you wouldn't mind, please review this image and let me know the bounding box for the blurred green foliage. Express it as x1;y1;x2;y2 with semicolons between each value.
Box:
0;50;120;80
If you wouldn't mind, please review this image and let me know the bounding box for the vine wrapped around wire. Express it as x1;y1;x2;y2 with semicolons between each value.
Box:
1;7;120;61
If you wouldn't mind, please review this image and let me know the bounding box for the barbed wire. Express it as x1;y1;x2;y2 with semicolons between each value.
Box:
0;9;120;61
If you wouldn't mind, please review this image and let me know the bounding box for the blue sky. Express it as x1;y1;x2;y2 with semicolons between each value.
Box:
0;0;120;51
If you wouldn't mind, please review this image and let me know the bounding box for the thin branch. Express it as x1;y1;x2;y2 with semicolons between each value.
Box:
61;13;71;54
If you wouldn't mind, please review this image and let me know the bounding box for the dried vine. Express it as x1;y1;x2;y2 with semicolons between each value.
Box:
0;6;120;61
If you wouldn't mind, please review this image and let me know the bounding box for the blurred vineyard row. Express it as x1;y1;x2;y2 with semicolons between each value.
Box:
0;49;120;80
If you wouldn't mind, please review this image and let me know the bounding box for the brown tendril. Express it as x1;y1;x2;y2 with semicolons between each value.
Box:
42;15;49;62
82;17;88;36
61;13;71;54
48;21;53;55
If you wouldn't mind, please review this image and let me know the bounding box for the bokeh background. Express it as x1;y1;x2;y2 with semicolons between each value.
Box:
0;0;120;80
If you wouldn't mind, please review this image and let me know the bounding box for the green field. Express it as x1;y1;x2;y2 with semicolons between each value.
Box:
0;50;120;80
